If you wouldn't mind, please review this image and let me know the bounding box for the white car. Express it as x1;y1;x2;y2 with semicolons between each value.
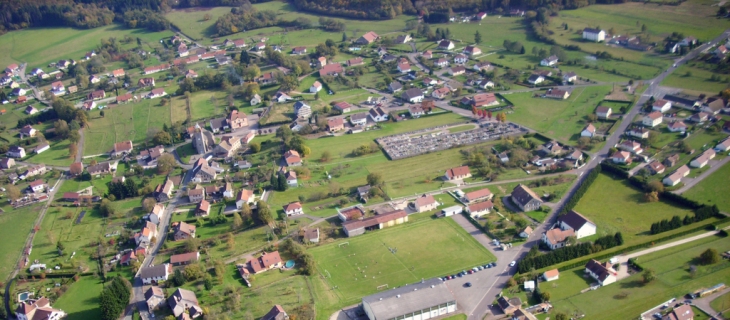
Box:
509;261;516;267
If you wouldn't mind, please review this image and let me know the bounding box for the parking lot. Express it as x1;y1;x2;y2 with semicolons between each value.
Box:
443;262;514;317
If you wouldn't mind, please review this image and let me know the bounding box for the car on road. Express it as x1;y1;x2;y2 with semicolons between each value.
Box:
464;282;472;288
509;261;516;267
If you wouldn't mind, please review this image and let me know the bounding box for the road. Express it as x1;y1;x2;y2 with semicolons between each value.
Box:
672;156;730;194
693;287;730;319
465;29;730;320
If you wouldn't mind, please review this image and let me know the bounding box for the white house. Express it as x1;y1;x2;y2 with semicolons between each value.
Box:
140;264;171;284
250;94;262;106
667;121;687;133
542;228;574;250
368;107;389;122
611;151;632;164
582;28;606;42
563;72;577;83
642;111;663;127
652;99;672;113
585;259;617;286
596;106;612;119
454;54;468;64
283;202;304;216
310;81;322;93
401;88;424;104
235;189;255;209
350;112;368;126
543;269;559;282
466;200;494;218
689;149;715;168
540;55;559;66
557;210;596;239
527;74;544;84
663;165;690;186
441;206;463;217
7;146;26;158
714;136;730;152
581;123;596;137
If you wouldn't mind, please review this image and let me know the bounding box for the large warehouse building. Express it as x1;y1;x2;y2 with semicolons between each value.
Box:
362;278;457;320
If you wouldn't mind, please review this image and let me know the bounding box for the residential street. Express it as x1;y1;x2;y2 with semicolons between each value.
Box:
673;157;730;194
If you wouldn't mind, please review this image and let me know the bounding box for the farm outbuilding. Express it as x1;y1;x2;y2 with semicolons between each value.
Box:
441;206;463;217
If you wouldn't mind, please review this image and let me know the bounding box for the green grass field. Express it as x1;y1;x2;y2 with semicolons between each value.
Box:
0;204;43;280
165;7;233;41
573;173;694;245
24;139;74;167
54;277;103;320
0;24;173;71
661;64;730;95
711;291;730;317
507;85;613;143
309;218;495;318
684;161;730;213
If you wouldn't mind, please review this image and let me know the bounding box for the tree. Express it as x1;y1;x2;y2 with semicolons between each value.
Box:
506;278;517;287
342;32;348;42
54;120;70;139
56;241;65;255
474;30;482;44
249;142;261;153
232;212;243;230
367;172;384;187
320;151;332;163
153;131;172;145
644;191;659;203
240;50;250;64
142;197;156;212
204;274;214;290
642;268;656;284
172;269;186;286
68;143;78;160
554;313;569;320
256;200;274;226
156;153;176;174
540;291;551;302
647;180;664;193
6;185;20;201
184;237;201;253
699;248;720;265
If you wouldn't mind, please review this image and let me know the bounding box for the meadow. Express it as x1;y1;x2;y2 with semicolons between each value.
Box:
309;218;495;317
661;64;730;95
684;161;730;213
506;85;613;143
0;24;173;71
0;204;43;280
165;7;234;41
53;277;104;320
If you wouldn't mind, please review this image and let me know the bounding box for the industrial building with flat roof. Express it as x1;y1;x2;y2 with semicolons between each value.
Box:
362;278;457;320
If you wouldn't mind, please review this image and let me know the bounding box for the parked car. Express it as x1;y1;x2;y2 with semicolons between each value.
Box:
509;261;516;267
464;282;472;288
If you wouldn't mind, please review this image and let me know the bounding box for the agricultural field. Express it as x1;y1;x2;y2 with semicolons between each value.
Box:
0;204;43;280
0;24;173;71
684;161;730;213
309;218;496;318
507;85;614;144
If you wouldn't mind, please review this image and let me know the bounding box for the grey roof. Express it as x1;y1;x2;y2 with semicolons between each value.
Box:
139;263;169;279
210;117;226;129
362;278;456;320
389;81;403;91
402;88;423;100
351;112;369;121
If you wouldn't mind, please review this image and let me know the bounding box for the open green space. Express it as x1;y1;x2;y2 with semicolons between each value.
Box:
661;65;730;95
24;139;74;167
0;204;43;280
573;173;695;245
711;291;730;318
507;85;613;144
165;7;233;41
310;218;495;318
684;161;730;213
53;276;104;320
0;24;173;71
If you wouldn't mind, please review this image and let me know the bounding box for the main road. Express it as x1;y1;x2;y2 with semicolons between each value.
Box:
464;29;730;320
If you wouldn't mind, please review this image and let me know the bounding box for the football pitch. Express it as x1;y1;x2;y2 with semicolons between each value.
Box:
309;218;496;302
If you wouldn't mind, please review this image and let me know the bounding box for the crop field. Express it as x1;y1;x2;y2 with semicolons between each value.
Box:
0;204;43;280
573;173;696;245
684;161;730;213
0;24;173;71
507;85;613;143
309;218;495;316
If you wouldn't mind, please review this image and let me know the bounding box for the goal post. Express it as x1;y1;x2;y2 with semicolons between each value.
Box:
325;270;332;278
377;284;388;290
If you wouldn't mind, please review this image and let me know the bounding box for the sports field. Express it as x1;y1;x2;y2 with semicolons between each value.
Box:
309;218;495;311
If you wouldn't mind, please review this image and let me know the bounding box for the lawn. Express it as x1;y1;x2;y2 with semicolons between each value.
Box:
24;139;74;167
53;276;104;320
684;161;730;213
0;204;43;280
309;218;496;318
661;65;730;95
0;24;173;71
507;85;613;144
711;292;730;317
165;7;233;41
573;173;696;245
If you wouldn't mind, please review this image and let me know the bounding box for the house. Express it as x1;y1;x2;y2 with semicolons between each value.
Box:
472;93;498;107
168;288;203;319
689;112;710;123
0;158;15;169
253;42;266;51
668;121;687;133
245;251;283;274
432;87;451;99
408;105;425;118
140;263;172;284
563;72;577;83
477;79;494;89
475;12;487;20
540;55;559;66
87;89;105;101
413;194;438;213
611;151;632;164
319;63;344;77
454;54;468;64
434;58;449;68
342;209;408;237
527;74;544;85
663;305;694;320
627;128;649;139
511;184;543;212
172;222;196;241
545;88;570;100
332;101;352;113
619;140;642;154
642;111;663;127
690;149;715;168
88;74;101;84
473;61;492;72
147;88;166;99
648;161;666;175
82;100;96;111
68;85;77;93
111;140;133;157
467;200;494;218
5;63;19;73
450;66;466;76
292;46;307;55
356;31;379;44
703;98;726;115
138;78;155;87
433;39;455;51
170;252;200;266
557;210;596;239
256;72;278;86
116;93;133;104
34;142;49;154
368;106;388;122
347;57;364;67
663;165;690;186
310;81;322;93
19;125;37;139
582;28;606;42
327;118;345;132
195;200;210;216
716;45;728;57
188;185;205;203
285;171;297;186
653;99;672;113
585;259;617;286
402;88;425;103
185;69;198;79
144;286;165;312
153;179;174;203
250;94;262;105
350;112;369;126
395;34;412;44
236;189;255;209
388;81;403;93
664;154;680;167
464;188;493;203
262;305;290;320
7;146;26;158
444;166;471;181
111;68;125;77
542;227;575;250
715;136;730;152
28;180;46;193
679;37;697;47
284;150;302;166
497;296;522;315
519;226;533;238
283;202;304;216
145;203;166;225
294;101;312;119
15;297;66;320
24;106;37;115
316;56;327;68
581;123;596;137
422;50;433;59
397;61;411;73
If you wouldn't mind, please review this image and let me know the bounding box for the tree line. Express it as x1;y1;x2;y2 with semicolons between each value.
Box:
517;232;623;274
99;276;132;320
650;205;720;234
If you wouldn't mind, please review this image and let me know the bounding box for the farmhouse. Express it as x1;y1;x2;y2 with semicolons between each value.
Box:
362;278;457;320
585;259;617;286
596;106;612;119
581;123;596;137
444;166;471;181
283;202;304;216
413;194;437;213
582;28;606;42
667;121;687;133
663;165;690;186
168;288;203;319
172;222;196;241
342;210;408;237
653;99;672;113
511;184;543;212
467;200;494;218
140;263;172;284
643;111;663;127
690;149;715;168
111;140;133;157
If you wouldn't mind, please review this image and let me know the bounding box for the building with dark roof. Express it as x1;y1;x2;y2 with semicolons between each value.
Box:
585;259;617;286
362;278;457;320
556;210;596;239
511;184;542;212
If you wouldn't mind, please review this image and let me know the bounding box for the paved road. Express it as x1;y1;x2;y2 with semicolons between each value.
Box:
673;157;730;194
693;287;730;319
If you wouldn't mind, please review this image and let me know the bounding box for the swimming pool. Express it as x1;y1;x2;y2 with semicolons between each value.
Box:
18;291;33;302
285;260;295;268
